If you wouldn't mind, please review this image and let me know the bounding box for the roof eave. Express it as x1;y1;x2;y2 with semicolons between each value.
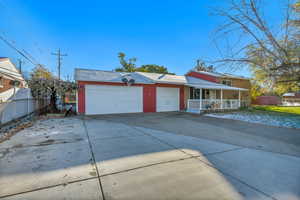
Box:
186;84;248;91
75;79;155;84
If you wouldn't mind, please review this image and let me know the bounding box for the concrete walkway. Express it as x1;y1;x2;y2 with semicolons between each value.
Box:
0;114;299;200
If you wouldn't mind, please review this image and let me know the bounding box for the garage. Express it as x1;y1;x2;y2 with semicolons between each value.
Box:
156;87;180;112
85;85;143;115
76;69;185;114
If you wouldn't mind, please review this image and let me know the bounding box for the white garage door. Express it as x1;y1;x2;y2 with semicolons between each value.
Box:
156;87;179;112
85;85;143;115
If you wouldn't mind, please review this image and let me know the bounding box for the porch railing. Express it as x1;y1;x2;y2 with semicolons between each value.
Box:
187;99;249;112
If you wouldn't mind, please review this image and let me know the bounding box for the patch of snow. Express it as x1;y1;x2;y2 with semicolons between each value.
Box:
205;112;300;129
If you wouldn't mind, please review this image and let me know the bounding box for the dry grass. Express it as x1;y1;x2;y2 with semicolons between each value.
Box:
253;105;300;115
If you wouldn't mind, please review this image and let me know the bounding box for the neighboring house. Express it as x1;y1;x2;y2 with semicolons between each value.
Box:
0;57;26;102
75;68;250;115
282;92;300;106
0;58;41;124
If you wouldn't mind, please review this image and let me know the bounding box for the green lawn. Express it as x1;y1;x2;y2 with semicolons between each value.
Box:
252;105;300;115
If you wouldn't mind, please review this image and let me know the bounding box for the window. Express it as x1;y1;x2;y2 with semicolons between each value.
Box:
194;89;200;99
222;79;232;86
204;89;210;99
189;88;201;99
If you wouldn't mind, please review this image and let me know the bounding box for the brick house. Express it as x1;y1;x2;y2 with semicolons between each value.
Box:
0;57;26;102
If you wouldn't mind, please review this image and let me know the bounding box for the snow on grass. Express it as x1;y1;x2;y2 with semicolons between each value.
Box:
205;112;300;129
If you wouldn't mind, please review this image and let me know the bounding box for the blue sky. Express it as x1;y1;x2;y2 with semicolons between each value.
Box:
0;0;283;79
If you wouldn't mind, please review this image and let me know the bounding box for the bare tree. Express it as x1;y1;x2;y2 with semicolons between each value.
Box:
212;0;300;83
28;65;77;113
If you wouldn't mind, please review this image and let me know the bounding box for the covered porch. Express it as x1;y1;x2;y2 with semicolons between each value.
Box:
186;84;248;113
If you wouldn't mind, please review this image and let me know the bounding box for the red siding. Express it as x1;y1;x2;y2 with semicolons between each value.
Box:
180;86;184;110
143;85;156;112
77;81;85;114
186;71;218;83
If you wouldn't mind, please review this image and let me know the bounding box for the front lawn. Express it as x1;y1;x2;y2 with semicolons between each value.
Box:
252;105;300;115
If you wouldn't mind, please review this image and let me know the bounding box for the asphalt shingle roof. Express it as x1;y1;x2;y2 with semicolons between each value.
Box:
135;72;186;84
74;68;153;84
189;70;250;80
75;68;248;91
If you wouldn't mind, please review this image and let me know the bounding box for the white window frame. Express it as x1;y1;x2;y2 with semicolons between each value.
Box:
222;79;232;86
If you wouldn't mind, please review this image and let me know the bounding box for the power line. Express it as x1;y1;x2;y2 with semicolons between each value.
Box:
0;35;38;66
51;48;67;80
22;49;39;64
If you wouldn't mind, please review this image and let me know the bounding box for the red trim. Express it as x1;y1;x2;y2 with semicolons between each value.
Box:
143;85;156;112
180;86;184;110
77;81;148;87
186;71;218;83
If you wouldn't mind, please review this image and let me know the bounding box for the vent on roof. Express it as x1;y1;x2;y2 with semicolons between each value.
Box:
121;74;135;86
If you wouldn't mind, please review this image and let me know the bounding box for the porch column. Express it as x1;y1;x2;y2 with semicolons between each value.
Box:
199;88;202;111
238;90;241;108
221;89;223;109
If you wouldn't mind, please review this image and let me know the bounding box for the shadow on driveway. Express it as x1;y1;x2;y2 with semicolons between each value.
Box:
0;113;299;200
90;112;300;157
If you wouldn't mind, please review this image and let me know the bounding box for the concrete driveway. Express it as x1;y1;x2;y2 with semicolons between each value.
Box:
0;113;300;200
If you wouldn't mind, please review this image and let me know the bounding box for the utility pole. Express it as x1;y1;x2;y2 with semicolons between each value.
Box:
18;59;23;73
51;49;67;80
196;59;201;67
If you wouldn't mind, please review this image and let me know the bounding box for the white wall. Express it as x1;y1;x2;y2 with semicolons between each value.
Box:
0;88;48;125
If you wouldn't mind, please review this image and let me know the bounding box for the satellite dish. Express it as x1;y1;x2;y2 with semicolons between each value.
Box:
128;79;135;85
121;74;135;86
